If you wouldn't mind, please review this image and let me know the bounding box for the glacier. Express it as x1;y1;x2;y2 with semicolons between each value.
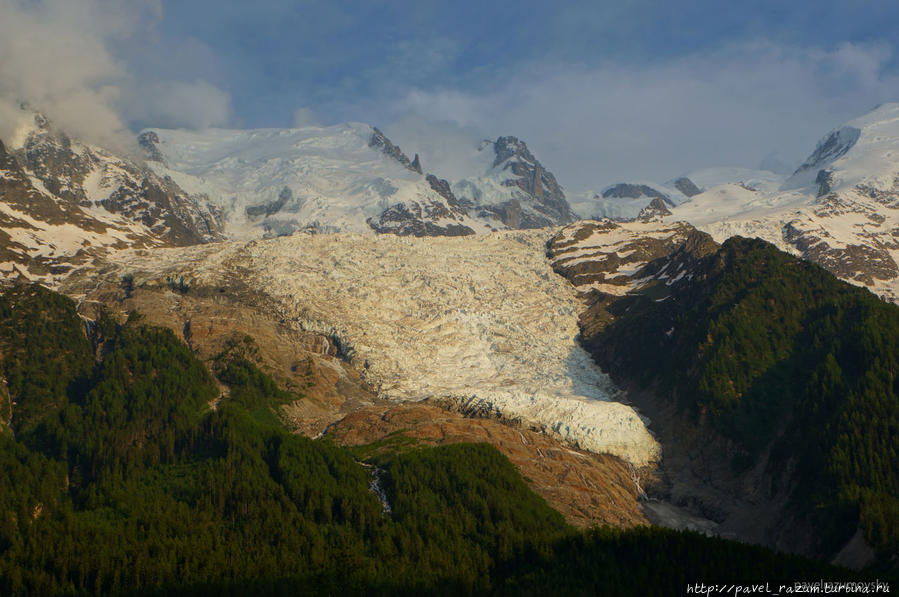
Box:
66;229;661;466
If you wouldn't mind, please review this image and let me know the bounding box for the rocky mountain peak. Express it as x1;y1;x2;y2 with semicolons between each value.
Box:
492;135;536;168
638;197;673;220
472;135;576;228
138;131;165;163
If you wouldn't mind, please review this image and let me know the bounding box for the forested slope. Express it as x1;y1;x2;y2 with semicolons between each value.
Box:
0;284;870;595
580;237;899;567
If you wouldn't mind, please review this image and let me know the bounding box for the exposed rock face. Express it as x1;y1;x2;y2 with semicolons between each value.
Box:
246;187;294;219
426;174;460;207
15;119;223;246
602;183;673;206
814;169;834;197
410;153;423;174
673;177;702;198
0;139;103;279
366;177;475;236
548;219;715;298
367;201;476;237
452;136;576;230
0;117;220;284
369;127;421;174
327;402;648;529
791;126;861;180
486;136;577;228
0;112;223;284
21;124;93;203
97;173;223;246
138;131;165;163
782;219;899;286
638;197;672;220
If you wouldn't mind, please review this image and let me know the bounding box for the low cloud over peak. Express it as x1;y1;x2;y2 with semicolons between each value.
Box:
0;0;232;150
386;41;899;190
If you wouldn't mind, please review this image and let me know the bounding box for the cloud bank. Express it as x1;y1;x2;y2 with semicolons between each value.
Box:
0;0;232;150
0;0;896;195
385;42;899;191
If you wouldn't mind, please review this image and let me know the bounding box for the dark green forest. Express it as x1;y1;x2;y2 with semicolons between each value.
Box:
0;283;877;595
584;237;899;565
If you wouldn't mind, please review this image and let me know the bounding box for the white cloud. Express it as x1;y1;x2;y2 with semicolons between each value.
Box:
0;0;131;148
125;80;232;131
292;107;319;127
382;114;488;181
0;0;231;150
386;42;899;191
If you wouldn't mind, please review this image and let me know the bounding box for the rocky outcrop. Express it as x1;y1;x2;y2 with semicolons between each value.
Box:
791;126;861;179
426;174;461;207
0;116;224;282
369;127;421;174
246;187;294;219
602;183;673;206
367;201;476;237
497;136;575;223
638;197;672;220
366;174;476;237
138;131;165;163
814;169;834;197
97;173;223;246
548;219;715;296
782;219;899;286
673;177;702;198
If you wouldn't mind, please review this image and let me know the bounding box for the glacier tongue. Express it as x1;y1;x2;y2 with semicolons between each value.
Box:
80;229;659;466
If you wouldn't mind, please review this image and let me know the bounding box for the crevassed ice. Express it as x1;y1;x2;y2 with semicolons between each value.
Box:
101;229;661;466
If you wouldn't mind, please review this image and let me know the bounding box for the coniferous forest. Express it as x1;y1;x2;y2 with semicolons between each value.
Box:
0;283;887;596
584;237;899;567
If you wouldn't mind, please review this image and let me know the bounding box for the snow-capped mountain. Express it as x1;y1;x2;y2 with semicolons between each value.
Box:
667;103;899;301
0;109;223;283
140;125;577;239
572;181;691;222
139;123;487;238
571;103;899;302
451;136;578;228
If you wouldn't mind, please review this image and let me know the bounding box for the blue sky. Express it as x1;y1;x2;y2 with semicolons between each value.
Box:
151;0;899;127
3;0;899;188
